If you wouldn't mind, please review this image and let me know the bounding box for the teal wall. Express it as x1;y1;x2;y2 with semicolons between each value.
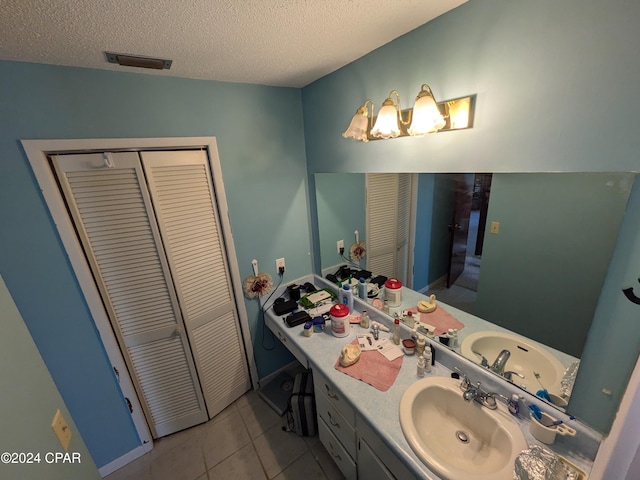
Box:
0;61;311;467
302;0;640;433
475;173;633;358
412;174;436;290
0;275;100;480
316;173;365;272
303;0;640;174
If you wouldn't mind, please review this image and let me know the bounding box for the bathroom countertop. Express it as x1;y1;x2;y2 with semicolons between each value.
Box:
264;274;599;479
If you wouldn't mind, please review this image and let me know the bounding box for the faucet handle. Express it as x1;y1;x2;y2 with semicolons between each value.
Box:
453;367;470;389
503;370;525;381
483;391;509;410
472;350;489;367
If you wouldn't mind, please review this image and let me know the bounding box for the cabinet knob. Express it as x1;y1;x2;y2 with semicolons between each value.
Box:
328;442;342;461
327;411;340;428
325;384;339;400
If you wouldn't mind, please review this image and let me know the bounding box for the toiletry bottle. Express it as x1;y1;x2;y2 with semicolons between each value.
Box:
342;284;354;312
424;346;432;372
392;319;400;344
405;310;414;328
429;343;436;366
417;355;425;377
448;328;459;348
358;277;367;300
415;334;426;356
508;394;520;415
303;321;313;337
360;309;370;329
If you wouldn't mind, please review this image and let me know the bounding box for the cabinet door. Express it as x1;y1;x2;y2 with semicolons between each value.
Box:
53;152;208;438
357;437;395;480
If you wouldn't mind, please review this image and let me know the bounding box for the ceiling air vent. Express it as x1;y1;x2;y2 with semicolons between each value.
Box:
105;52;172;70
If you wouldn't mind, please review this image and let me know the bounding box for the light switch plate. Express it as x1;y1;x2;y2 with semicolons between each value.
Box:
490;221;500;234
51;409;72;451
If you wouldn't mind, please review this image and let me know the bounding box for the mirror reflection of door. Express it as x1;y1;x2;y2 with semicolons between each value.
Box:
366;173;416;287
447;174;474;287
439;174;492;312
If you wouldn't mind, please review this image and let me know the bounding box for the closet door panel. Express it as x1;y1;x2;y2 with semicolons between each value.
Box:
53;152;208;438
366;173;399;278
141;150;250;417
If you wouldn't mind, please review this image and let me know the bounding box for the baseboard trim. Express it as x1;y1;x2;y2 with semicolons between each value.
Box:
417;275;447;294
98;443;151;478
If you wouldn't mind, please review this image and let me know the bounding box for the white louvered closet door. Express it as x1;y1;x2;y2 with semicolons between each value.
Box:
366;173;413;283
140;150;250;418
366;174;399;279
395;174;413;286
53;152;208;438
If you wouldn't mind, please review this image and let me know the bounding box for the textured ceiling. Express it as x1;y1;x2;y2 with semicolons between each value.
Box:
0;0;466;88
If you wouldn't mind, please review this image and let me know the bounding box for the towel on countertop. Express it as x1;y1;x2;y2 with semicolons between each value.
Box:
407;305;465;336
334;340;403;392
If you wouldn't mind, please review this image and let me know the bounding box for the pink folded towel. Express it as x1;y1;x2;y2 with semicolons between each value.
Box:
335;341;403;392
408;305;465;336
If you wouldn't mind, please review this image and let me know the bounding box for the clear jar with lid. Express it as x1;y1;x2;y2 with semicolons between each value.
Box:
360;310;370;329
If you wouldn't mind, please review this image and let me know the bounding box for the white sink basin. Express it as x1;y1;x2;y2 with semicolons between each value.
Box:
399;376;527;480
460;331;566;398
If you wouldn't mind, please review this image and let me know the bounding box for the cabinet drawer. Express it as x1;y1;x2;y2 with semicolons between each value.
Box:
316;390;356;458
318;416;357;480
313;371;355;426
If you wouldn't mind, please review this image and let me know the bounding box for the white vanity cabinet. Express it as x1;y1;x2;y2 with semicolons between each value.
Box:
314;370;357;480
314;370;416;480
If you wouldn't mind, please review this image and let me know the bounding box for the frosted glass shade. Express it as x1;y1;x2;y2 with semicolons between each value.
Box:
342;112;370;142
408;94;445;136
371;103;401;139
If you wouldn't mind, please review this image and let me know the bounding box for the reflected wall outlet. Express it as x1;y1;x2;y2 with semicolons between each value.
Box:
51;408;72;451
337;240;344;253
490;221;500;234
276;258;285;273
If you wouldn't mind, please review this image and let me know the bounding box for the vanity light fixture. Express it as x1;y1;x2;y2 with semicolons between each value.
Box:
342;85;475;142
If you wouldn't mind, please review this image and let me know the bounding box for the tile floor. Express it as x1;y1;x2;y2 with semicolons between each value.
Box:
105;389;345;480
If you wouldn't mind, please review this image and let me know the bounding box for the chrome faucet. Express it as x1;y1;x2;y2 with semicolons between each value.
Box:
489;349;511;375
455;367;507;410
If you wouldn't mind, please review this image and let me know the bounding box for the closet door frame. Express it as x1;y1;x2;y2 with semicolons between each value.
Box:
22;137;258;475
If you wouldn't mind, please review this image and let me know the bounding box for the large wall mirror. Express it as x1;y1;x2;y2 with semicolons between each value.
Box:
314;171;636;419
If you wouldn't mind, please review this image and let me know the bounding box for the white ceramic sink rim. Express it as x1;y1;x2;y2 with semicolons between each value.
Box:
399;376;527;480
460;330;567;398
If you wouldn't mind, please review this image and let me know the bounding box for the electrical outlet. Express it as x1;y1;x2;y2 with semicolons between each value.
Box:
490;221;500;234
51;409;72;451
337;239;344;254
275;258;285;273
